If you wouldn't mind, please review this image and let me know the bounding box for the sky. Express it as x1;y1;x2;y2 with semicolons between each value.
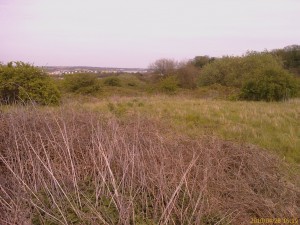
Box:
0;0;299;68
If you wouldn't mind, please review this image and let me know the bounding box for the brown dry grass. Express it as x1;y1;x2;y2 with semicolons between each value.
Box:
0;106;299;224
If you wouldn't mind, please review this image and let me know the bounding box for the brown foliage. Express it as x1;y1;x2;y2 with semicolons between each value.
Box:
0;107;299;224
149;59;177;76
177;64;199;89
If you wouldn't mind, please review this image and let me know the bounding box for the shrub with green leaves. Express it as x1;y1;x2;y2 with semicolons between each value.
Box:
199;52;299;101
199;53;284;87
103;76;121;87
158;76;179;93
272;45;300;76
0;62;61;105
63;73;101;94
240;68;298;101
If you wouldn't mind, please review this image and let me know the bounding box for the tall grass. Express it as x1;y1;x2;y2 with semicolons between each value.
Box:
0;106;299;224
83;96;300;163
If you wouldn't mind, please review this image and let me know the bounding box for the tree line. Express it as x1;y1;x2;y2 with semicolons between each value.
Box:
149;45;300;101
1;45;299;105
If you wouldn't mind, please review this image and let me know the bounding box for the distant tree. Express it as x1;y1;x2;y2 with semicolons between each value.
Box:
198;56;243;87
176;63;199;89
63;73;101;94
149;58;177;76
192;55;216;68
0;62;61;105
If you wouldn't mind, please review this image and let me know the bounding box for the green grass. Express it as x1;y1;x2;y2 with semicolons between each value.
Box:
80;96;300;164
2;96;300;224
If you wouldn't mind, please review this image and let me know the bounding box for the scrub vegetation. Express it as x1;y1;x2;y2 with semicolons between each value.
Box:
1;46;300;224
0;62;61;105
1;107;299;224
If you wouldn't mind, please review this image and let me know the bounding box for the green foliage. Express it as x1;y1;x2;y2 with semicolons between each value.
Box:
194;84;240;100
158;76;179;93
199;53;283;87
199;52;299;101
0;62;61;105
199;56;240;87
192;55;216;68
118;74;145;88
273;45;300;76
127;81;137;86
63;73;101;94
107;102;127;116
240;69;298;101
103;76;121;87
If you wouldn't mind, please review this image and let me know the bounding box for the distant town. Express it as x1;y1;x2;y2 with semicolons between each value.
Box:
42;66;149;76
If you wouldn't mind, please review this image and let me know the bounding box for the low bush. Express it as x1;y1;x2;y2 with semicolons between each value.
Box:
158;76;179;93
199;53;283;87
63;73;101;94
103;76;121;87
0;62;61;105
240;69;299;101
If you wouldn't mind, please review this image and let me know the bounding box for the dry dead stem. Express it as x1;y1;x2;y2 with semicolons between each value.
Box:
0;107;299;224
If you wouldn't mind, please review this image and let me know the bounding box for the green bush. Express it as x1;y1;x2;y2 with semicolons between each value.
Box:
198;52;299;101
240;69;298;101
118;74;144;88
198;56;241;87
192;55;216;68
158;76;179;93
103;76;121;87
199;53;284;87
63;73;101;94
0;62;61;105
272;45;300;76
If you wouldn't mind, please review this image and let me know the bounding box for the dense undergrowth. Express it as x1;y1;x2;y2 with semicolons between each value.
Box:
0;107;299;224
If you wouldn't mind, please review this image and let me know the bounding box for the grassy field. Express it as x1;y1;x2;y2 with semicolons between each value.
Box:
1;95;300;224
80;96;300;164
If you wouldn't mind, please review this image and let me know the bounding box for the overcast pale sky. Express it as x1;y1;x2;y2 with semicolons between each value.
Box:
0;0;299;67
